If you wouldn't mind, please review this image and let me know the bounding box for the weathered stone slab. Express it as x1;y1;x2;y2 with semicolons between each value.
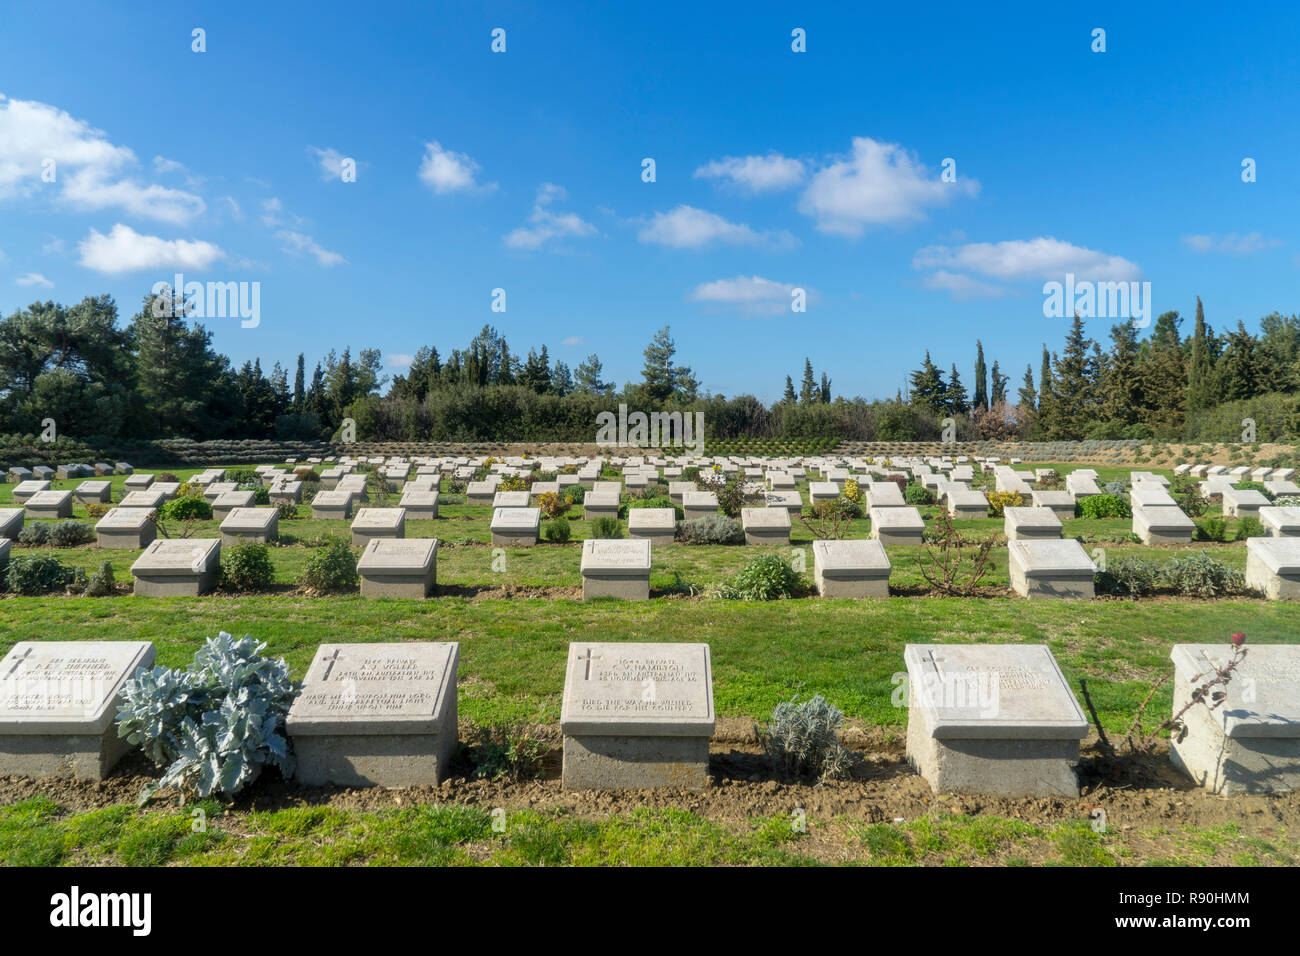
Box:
870;506;925;545
12;480;51;505
580;539;651;600
627;508;676;547
682;491;718;520
1260;506;1300;538
94;507;157;549
947;489;988;519
25;490;73;520
490;507;540;546
74;480;112;505
1246;537;1300;599
130;538;221;596
492;490;531;510
904;643;1088;796
351;507;406;546
1223;487;1269;519
220;507;279;546
813;539;890;598
212;490;256;520
287;642;458;787
1133;505;1195;545
1007;539;1095;599
311;489;353;520
582;490;620;520
356;538;438;598
865;482;905;509
1169;644;1300;794
0;508;22;541
561;642;714;789
398;490;438;519
808;481;840;507
764;490;803;514
118;489;166;510
1003;506;1062;541
741;506;791;546
1029;490;1075;520
0;641;155;779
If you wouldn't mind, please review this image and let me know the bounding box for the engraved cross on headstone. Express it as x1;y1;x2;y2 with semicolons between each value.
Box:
320;648;342;681
921;648;945;675
3;648;32;679
577;647;602;680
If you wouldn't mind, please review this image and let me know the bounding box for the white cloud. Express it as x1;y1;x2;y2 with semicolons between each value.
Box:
41;236;64;255
1181;233;1282;256
60;168;205;225
504;184;597;250
16;272;52;288
219;196;243;220
912;237;1141;301
562;335;585;347
0;95;205;222
798;137;977;237
387;353;415;369
687;275;809;317
637;205;795;250
418;141;494;195
693;153;806;193
308;145;354;182
275;230;345;267
922;270;1007;301
77;223;224;274
153;156;185;174
912;237;1141;282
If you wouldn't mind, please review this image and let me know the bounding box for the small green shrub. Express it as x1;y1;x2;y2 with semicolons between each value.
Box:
713;475;747;518
904;482;933;505
47;521;94;547
759;695;857;781
115;632;297;802
1161;551;1245;597
985;491;1022;517
1095;556;1161;597
161;496;212;521
590;516;623;539
1170;476;1208;517
273;500;298;520
5;554;75;595
675;515;744;545
17;523;49;546
85;560;117;597
1196;517;1228;542
1078;494;1130;519
156;472;180;483
1236;516;1264;540
472;724;550;782
221;541;275;591
716;553;800;601
543;516;572;544
300;537;359;592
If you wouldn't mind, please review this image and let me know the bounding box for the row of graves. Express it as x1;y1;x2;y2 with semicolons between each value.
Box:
7;452;1300;601
1;638;1295;797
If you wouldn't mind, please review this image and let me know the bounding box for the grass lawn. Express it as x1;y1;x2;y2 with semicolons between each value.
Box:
1;458;1295;866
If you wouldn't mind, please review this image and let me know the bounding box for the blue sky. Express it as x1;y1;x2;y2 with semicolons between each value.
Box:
1;1;1297;402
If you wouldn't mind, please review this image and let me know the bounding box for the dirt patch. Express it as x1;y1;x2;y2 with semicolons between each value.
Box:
3;727;1296;839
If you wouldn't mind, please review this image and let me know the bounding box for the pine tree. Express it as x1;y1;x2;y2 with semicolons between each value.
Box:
973;340;988;411
641;326;695;403
1100;321;1142;425
1035;345;1055;436
990;360;1008;406
947;364;969;415
1186;297;1218;411
819;372;831;403
782;375;797;404
1047;315;1095;438
575;354;610;394
799;358;818;404
292;354;306;412
908;351;947;415
1018;364;1037;410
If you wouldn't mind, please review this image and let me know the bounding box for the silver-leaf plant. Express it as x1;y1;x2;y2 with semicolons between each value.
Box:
116;632;298;804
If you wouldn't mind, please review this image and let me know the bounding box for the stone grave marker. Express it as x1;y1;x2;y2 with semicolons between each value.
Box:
561;642;714;789
287;642;459;787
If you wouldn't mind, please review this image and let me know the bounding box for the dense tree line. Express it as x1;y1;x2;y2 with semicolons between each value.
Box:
6;289;1296;446
907;302;1300;442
